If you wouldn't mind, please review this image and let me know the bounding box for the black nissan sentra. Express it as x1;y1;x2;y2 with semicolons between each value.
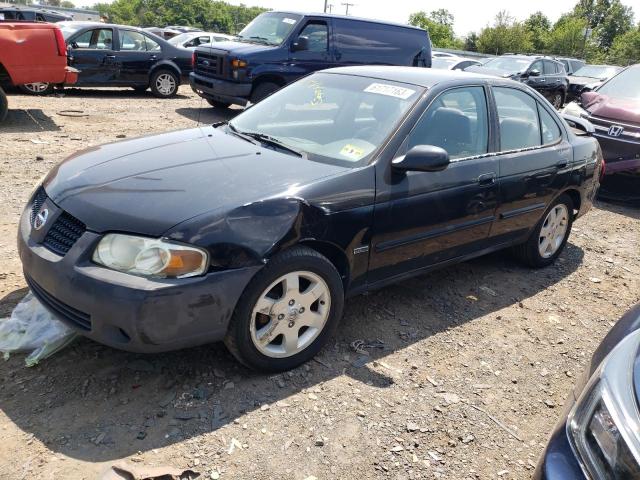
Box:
19;67;602;371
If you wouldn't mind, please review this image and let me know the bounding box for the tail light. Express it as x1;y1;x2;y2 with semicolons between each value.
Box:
192;51;196;67
53;27;66;56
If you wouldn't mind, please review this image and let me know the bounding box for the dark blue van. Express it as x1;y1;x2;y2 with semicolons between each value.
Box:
190;11;432;108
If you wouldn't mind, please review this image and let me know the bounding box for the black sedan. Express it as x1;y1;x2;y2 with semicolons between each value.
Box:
18;67;602;371
535;303;640;479
20;22;193;98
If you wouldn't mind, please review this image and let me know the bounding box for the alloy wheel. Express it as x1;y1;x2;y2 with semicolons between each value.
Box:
155;73;176;96
23;83;51;94
538;204;569;258
552;93;563;109
249;270;331;358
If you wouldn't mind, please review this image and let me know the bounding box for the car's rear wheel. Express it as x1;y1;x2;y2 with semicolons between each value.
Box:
206;98;231;109
0;87;8;123
19;83;55;95
150;70;179;98
224;246;344;372
513;194;574;268
250;81;281;104
551;91;564;109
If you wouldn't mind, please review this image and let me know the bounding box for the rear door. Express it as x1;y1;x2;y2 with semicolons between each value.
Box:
116;29;161;85
490;86;571;243
288;18;333;79
67;27;118;85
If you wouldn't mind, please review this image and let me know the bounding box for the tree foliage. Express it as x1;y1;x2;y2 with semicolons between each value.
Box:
524;11;551;52
93;0;267;34
476;11;533;55
608;24;640;64
408;9;462;49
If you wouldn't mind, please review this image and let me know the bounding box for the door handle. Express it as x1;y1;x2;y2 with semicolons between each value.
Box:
103;55;116;65
478;173;496;186
556;160;568;169
150;55;157;60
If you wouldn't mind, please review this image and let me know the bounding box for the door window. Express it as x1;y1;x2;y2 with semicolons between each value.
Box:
120;30;148;51
71;29;113;49
543;60;556;75
407;86;489;160
538;106;562;145
494;87;541;151
297;22;328;53
530;60;543;75
143;34;161;51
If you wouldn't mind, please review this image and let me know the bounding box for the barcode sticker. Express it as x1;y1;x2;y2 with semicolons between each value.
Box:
364;83;416;100
282;18;296;24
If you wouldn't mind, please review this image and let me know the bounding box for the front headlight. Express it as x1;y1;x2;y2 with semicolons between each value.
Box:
567;330;640;479
92;234;208;279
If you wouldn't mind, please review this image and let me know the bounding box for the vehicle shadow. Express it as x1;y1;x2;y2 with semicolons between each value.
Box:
595;198;640;220
55;87;191;100
174;106;240;124
0;243;584;462
0;108;61;133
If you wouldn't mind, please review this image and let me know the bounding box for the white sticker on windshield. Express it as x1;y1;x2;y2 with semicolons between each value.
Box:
364;83;416;100
282;18;296;24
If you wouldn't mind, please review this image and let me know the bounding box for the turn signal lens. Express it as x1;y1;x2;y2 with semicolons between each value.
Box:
231;58;247;69
92;234;208;279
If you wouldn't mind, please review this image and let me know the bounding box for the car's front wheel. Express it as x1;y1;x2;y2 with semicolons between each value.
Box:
513;194;574;268
225;246;344;372
150;70;179;98
550;90;564;109
19;83;55;95
206;99;231;109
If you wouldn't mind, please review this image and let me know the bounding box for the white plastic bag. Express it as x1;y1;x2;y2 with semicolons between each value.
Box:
0;292;78;366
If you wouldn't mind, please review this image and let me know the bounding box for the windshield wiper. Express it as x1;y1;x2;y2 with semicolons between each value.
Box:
244;132;304;157
225;123;260;145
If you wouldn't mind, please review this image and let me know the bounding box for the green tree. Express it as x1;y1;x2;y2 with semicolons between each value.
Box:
476;11;533;55
524;11;551;52
60;1;75;7
548;15;588;57
607;24;640;64
464;32;479;52
573;0;634;50
408;9;459;48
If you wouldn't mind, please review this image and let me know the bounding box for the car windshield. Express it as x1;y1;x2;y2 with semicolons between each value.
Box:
236;12;301;46
483;57;531;73
573;65;621;80
597;67;640;100
167;32;195;46
229;73;422;167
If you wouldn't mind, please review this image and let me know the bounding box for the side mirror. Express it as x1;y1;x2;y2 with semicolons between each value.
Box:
292;36;309;52
528;69;541;77
392;145;450;173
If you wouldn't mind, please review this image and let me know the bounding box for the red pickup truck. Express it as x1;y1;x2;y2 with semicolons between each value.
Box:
0;21;77;122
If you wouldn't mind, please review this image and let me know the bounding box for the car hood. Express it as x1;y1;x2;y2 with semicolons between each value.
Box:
195;40;276;56
582;92;640;125
464;65;515;78
43;126;348;236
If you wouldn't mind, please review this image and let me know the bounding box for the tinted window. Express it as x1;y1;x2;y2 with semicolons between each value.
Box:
407;86;489;159
120;31;148;51
144;35;161;51
530;60;543;74
494;87;541;151
538;106;562;145
72;28;113;50
297;21;328;53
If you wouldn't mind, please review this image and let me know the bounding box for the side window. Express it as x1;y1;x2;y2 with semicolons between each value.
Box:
538;105;562;145
143;34;161;52
407;86;489;160
530;60;543;74
120;30;148;51
297;21;328;53
543;61;555;75
35;13;46;22
71;29;113;50
494;87;542;151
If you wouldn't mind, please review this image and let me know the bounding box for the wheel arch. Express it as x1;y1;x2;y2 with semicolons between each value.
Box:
150;61;181;79
298;240;350;292
251;73;286;92
560;188;582;217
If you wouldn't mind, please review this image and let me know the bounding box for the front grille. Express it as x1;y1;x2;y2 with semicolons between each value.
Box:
30;187;47;224
43;211;86;256
194;51;225;78
26;275;92;331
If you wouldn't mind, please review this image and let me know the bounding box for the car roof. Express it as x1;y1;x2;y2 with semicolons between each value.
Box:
260;10;425;31
322;65;499;88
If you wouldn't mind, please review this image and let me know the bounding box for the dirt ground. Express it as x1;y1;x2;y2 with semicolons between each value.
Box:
0;86;638;480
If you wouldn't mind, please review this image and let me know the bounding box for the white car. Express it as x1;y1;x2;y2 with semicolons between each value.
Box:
168;31;235;49
431;56;482;71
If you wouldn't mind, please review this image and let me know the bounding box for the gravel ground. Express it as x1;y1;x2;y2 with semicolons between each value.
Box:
0;86;638;480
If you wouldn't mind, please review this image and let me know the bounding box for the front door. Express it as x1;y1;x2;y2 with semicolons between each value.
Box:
115;29;161;85
68;27;118;85
288;19;333;80
368;85;500;284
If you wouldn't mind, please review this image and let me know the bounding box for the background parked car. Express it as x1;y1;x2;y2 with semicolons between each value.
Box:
21;22;193;98
143;26;183;40
566;64;623;102
0;6;71;23
190;11;432;108
431;56;481;71
167;31;235;49
535;303;640;479
466;55;569;108
556;56;586;75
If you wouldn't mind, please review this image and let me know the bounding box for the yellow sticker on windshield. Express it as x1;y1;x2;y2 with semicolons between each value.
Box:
340;144;364;160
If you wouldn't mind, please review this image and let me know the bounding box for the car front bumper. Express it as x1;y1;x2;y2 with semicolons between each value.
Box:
17;196;261;353
189;72;252;106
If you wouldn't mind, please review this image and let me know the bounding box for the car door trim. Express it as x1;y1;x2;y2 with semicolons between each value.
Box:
499;202;546;220
375;215;495;253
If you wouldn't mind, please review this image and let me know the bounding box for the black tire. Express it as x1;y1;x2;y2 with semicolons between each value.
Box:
512;194;574;268
224;246;344;372
206;98;231;109
551;90;564;109
0;87;8;123
19;83;55;95
149;69;179;98
250;81;281;104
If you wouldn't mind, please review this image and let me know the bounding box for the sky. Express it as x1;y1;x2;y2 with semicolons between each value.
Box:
72;0;639;36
